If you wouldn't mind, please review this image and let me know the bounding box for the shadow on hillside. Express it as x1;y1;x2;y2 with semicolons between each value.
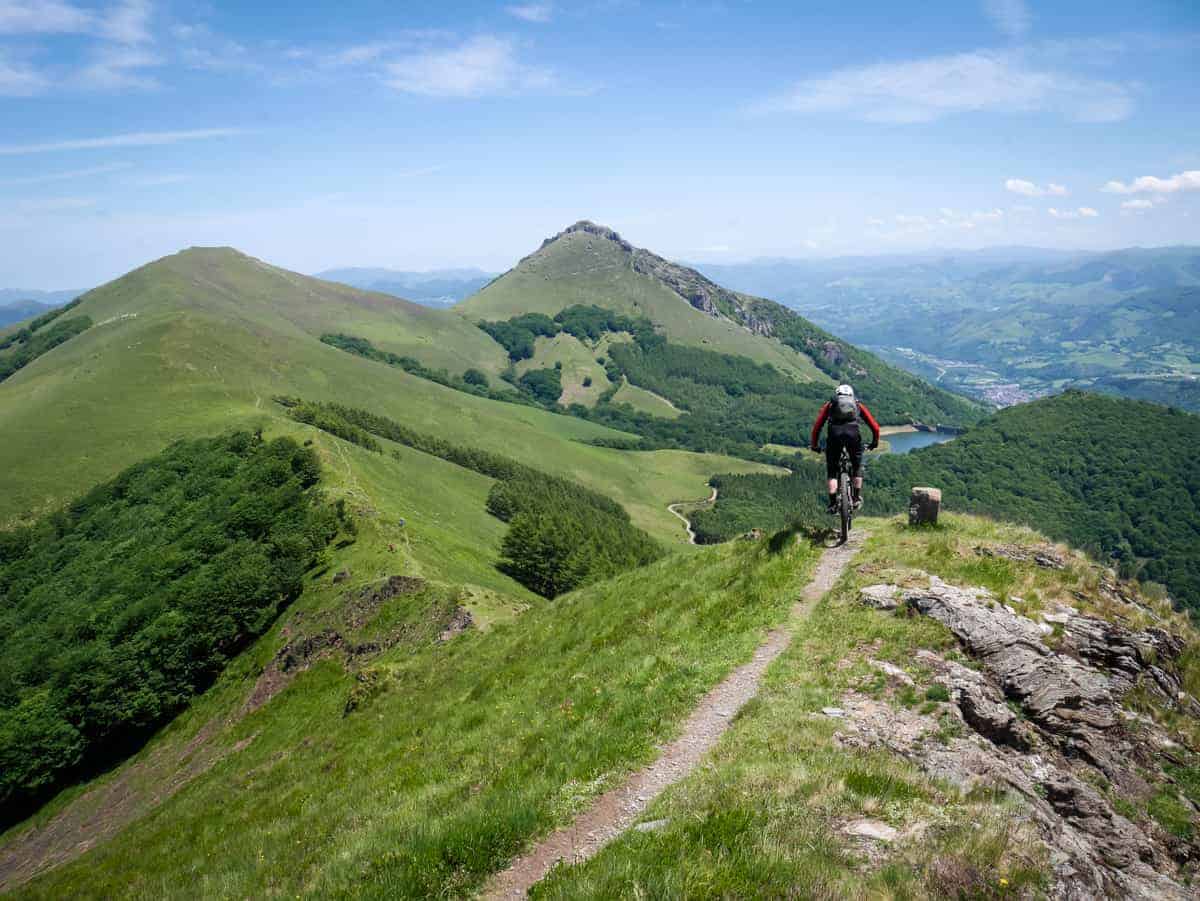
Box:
766;520;832;555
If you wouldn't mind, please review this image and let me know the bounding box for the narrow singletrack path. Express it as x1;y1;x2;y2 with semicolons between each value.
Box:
666;486;718;545
483;530;867;899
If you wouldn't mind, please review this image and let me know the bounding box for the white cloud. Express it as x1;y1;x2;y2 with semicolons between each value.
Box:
384;35;556;97
0;128;242;155
983;0;1031;39
1048;206;1099;219
2;162;131;184
506;3;553;23
1101;170;1200;195
865;217;885;227
0;0;91;34
99;0;152;44
972;208;1005;222
1121;198;1156;211
894;213;928;225
1005;178;1068;197
755;49;1133;123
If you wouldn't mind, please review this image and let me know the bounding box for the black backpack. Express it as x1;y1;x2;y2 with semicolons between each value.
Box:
831;391;858;425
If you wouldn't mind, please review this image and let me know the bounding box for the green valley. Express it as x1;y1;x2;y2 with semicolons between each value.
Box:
1;232;1198;900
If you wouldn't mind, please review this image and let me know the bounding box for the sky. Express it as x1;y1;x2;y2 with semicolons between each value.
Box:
1;0;1198;288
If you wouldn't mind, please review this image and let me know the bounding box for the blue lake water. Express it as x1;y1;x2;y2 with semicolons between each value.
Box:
882;430;957;454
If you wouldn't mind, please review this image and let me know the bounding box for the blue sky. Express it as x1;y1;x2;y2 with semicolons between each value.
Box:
1;0;1198;288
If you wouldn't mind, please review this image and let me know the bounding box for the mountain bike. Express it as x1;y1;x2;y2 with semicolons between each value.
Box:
818;440;856;544
834;445;854;543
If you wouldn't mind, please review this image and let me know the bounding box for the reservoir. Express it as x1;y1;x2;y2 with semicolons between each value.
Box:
882;429;957;454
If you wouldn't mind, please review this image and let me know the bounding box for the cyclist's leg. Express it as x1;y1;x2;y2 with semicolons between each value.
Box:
848;432;865;507
824;434;841;512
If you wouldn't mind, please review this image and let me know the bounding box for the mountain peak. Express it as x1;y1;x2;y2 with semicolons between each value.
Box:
539;220;633;253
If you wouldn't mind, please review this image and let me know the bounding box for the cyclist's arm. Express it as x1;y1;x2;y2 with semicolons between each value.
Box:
858;402;882;446
810;402;830;451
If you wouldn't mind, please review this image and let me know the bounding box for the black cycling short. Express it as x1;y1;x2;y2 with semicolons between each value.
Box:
825;426;863;480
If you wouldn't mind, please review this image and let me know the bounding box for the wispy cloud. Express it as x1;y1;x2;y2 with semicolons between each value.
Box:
1005;178;1068;197
76;45;162;90
1120;197;1165;212
1101;169;1200;195
1048;206;1099;219
0;0;92;35
384;35;557;97
2;162;132;185
506;3;553;23
0;49;46;94
99;0;152;44
983;0;1031;40
0;128;242;155
754;48;1133;123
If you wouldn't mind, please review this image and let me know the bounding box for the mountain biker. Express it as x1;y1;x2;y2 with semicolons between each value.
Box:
809;384;881;514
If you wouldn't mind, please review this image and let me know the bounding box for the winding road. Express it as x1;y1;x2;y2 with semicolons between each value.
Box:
667;486;718;544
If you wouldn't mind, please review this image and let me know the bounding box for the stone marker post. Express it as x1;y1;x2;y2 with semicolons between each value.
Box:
909;487;942;525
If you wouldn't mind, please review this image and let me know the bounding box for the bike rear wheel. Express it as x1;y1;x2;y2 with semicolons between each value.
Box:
838;472;851;543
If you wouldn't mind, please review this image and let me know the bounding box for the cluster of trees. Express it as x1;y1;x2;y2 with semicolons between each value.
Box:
695;392;1200;612
479;305;654;362
280;399;663;597
0;432;344;823
0;314;92;383
0;296;84;351
690;457;833;544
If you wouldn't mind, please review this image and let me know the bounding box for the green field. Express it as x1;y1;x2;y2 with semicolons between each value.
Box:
611;378;681;418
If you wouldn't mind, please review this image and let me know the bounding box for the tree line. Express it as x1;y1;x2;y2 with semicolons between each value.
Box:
279;398;664;598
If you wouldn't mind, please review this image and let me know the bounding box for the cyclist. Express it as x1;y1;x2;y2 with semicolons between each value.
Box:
809;384;881;514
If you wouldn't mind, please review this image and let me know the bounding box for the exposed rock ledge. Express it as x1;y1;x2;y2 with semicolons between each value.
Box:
847;576;1199;899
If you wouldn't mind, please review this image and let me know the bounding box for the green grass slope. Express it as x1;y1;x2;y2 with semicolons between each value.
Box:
63;247;510;378
0;247;774;540
2;477;821;898
458;223;829;382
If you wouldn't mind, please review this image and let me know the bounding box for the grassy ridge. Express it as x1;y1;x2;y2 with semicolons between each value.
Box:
534;515;1199;898
11;536;818;898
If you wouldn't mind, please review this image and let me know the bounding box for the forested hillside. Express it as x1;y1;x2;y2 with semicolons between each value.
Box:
0;432;343;824
693;392;1200;609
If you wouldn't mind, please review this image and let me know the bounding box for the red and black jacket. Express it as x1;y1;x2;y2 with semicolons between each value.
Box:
810;401;881;451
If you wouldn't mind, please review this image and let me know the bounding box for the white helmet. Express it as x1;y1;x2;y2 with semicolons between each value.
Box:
835;384;855;397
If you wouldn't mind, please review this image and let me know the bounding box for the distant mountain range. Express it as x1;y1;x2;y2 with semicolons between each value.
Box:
0;289;82;328
697;246;1200;411
314;267;495;307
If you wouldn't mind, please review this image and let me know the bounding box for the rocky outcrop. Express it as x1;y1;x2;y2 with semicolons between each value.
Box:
851;575;1199;897
537;222;776;333
908;487;941;525
976;543;1066;569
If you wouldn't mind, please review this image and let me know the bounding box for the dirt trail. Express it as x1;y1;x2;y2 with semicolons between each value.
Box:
666;486;718;545
483;530;867;899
